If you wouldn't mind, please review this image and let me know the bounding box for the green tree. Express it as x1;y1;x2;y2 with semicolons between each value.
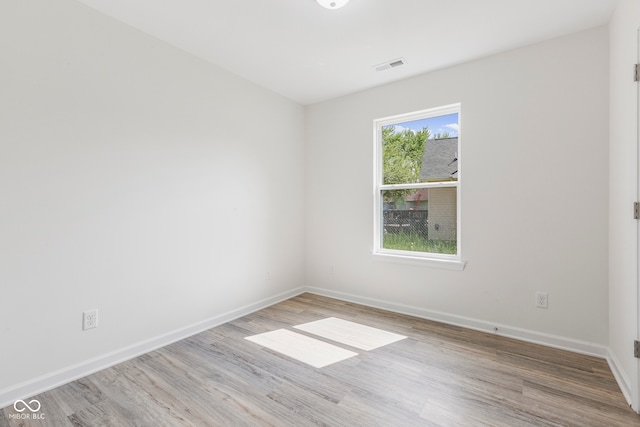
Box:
382;126;430;203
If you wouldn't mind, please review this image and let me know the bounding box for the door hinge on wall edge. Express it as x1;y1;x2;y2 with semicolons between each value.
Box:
635;64;640;82
634;202;640;219
635;340;640;358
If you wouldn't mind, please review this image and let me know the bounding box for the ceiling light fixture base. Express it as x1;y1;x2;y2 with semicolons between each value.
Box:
316;0;349;9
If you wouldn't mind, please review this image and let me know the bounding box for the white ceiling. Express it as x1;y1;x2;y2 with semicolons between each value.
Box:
75;0;617;105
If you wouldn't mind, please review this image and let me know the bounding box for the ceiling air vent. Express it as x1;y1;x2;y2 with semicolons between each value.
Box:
374;58;407;72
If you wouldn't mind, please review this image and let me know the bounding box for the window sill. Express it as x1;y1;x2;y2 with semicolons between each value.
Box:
372;251;466;271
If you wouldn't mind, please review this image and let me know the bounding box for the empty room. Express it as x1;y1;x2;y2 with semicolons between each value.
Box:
2;0;640;425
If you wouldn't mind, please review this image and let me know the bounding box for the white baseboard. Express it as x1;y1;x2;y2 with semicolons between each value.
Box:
1;285;626;411
304;287;639;410
0;287;305;410
606;349;634;410
304;286;609;358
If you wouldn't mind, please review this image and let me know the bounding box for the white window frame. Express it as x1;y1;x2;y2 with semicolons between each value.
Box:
372;103;465;270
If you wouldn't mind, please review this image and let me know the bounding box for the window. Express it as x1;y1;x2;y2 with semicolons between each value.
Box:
373;104;463;269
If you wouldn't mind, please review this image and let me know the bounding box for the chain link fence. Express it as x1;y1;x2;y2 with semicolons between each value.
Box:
383;209;428;238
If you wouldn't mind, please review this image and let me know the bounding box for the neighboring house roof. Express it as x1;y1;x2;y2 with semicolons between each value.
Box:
420;137;458;181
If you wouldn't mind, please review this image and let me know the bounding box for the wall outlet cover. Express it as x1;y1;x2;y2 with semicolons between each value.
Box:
83;309;98;330
535;292;548;309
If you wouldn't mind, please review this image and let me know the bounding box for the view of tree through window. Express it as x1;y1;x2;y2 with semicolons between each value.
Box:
375;106;460;257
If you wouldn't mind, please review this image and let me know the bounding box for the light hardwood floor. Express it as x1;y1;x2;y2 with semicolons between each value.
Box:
2;293;639;426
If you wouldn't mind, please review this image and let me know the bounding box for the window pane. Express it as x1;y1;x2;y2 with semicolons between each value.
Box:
382;113;458;185
381;187;457;255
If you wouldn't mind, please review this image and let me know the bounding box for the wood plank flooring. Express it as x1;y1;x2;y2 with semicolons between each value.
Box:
2;293;639;426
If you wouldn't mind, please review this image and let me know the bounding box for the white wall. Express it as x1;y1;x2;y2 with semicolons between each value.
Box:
609;0;640;408
305;27;609;350
0;0;304;401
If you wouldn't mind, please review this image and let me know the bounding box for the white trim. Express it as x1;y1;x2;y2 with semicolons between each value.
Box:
0;287;305;410
380;181;457;191
1;285;621;411
375;103;461;128
372;251;466;270
373;103;463;264
304;286;608;358
635;25;640;415
608;349;634;409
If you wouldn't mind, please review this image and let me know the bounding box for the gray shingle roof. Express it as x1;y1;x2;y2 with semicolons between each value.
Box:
420;137;458;182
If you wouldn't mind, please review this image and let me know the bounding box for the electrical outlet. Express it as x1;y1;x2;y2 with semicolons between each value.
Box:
83;309;98;330
535;292;548;309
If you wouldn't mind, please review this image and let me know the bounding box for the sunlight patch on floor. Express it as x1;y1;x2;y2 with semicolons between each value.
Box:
246;317;406;368
245;329;358;368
